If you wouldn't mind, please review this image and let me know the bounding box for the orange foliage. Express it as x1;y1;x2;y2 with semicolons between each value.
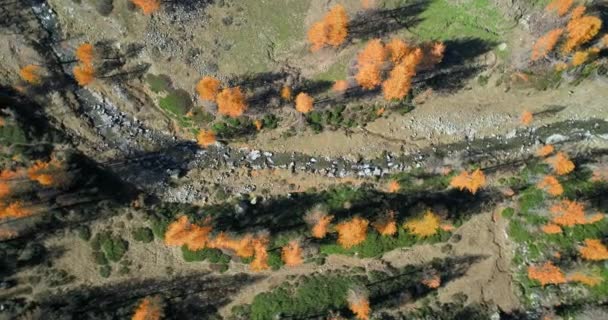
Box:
571;6;586;19
420;42;446;68
76;43;94;66
131;0;160;14
372;211;397;236
332;80;349;93
382;62;415;100
545;152;575;175
216;87;247;117
281;240;303;267
563;16;602;53
74;64;95;86
0;202;32;220
538;175;564;196
347;290;370;320
440;224;455;232
531;29;564;61
520;111;534;125
336;217;369;249
132;296;163;320
422;275;441;289
542;223;563;234
28;159;62;186
355;64;383;90
450;168;486;194
403;210;440;237
307;5;348;51
387;180;400;193
19;65;41;84
250;236;270;271
571;50;589;66
196;76;221;101
546;0;574;16
358;39;387;66
527;261;566;286
549;200;601;227
0;182;9;198
311;214;333;239
196;130;216;147
295;92;314;114
567;272;602;286
254;119;263;131
210;232;255;258
163;216;212;251
537;145;555;157
579;239;608;261
385;38;410;64
586;213;604;224
280;86;292;101
0;228;17;241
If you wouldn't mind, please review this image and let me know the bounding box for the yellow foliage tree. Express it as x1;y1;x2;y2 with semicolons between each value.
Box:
281;240;303;267
336;217;369;249
295;92;314;114
546;0;574;16
403;210;440;237
450;169;486;194
571;6;586;20
528;261;566;286
545;152;575;175
579;239;608;261
196;76;221;101
571;50;589;66
537;175;564;196
19;65;41;84
131;0;160;14
132;296;163;320
563;16;602;53
196;130;216;147
531;29;564;61
216;87;247;117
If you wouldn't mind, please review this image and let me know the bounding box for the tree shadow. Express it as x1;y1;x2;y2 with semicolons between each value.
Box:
348;0;430;41
19;272;261;319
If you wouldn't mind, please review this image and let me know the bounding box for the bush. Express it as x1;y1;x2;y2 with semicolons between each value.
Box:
181;246;231;263
93;232;128;262
159;89;193;116
150;217;170;239
501;207;515;219
76;225;91;241
267;251;283;270
146;74;173;93
92;251;108;265
211;116;255;139
132;227;154;243
99;265;111;278
95;0;113;16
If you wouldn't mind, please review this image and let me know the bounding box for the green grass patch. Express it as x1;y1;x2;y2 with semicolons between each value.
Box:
159;89;193;116
146;74;173;93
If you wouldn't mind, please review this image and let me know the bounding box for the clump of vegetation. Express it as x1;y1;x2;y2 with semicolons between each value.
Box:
91;231;129;263
132;227;154;243
159;89;193;116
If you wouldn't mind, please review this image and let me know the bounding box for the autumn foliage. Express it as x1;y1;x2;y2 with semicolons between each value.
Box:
280;86;292;101
355;39;386;89
332;80;349;93
307;5;349;51
347;289;370;320
216;87;247;117
403;210;440;237
537;175;564;196
131;0;160;15
563;15;602;53
387;180;400;193
450;168;486;194
74;63;95;86
250;235;270;271
19;65;41;84
545;152;575;175
546;0;574;17
0;202;33;220
567;272;602;286
76;43;95;66
281;240;303;267
295;92;314;114
372;211;397;236
528;261;566;286
132;296;163;320
305;208;334;239
196;129;216;147
549;200;602;227
537;145;555;157
531;29;564;61
210;232;255;258
542;223;563;234
336;217;369;249
28;159;62;186
164;216;212;251
579;239;608;261
520;111;534;125
196;76;221;101
422;274;441;289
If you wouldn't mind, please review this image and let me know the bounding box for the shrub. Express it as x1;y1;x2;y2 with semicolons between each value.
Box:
181;246;231;263
150;217;170;239
76;225;91;241
94;232;128;262
146;74;172;93
92;251;108;265
132;227;154;243
159;89;193;116
99;265;111;278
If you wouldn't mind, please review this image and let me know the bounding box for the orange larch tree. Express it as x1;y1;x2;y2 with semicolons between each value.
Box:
531;29;564;61
355;64;383;90
196;76;221;101
281;240;303;267
0;202;33;220
280;86;293;101
357;39;387;67
549;200;589;227
250;235;270;271
306;209;334;239
295;92;314;114
131;0;161;15
336;217;369;249
132;296;164;320
307;22;328;52
545;152;575;175
563;16;602;53
385;38;410;64
403;210;440;237
307;5;349;51
450;168;486;194
76;43;95;66
216;87;247;117
210;232;255;258
537;175;564;196
528;261;566;286
347;288;370;320
579;239;608;261
520;110;534;125
382;62;415;100
567;272;602;287
387;180;400;193
372;210;397;236
542;223;563;234
28;159;62;186
570;6;586;20
545;0;574;17
74;64;95;86
332;80;349;93
19;65;42;84
196;129;216;147
537;144;555;157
